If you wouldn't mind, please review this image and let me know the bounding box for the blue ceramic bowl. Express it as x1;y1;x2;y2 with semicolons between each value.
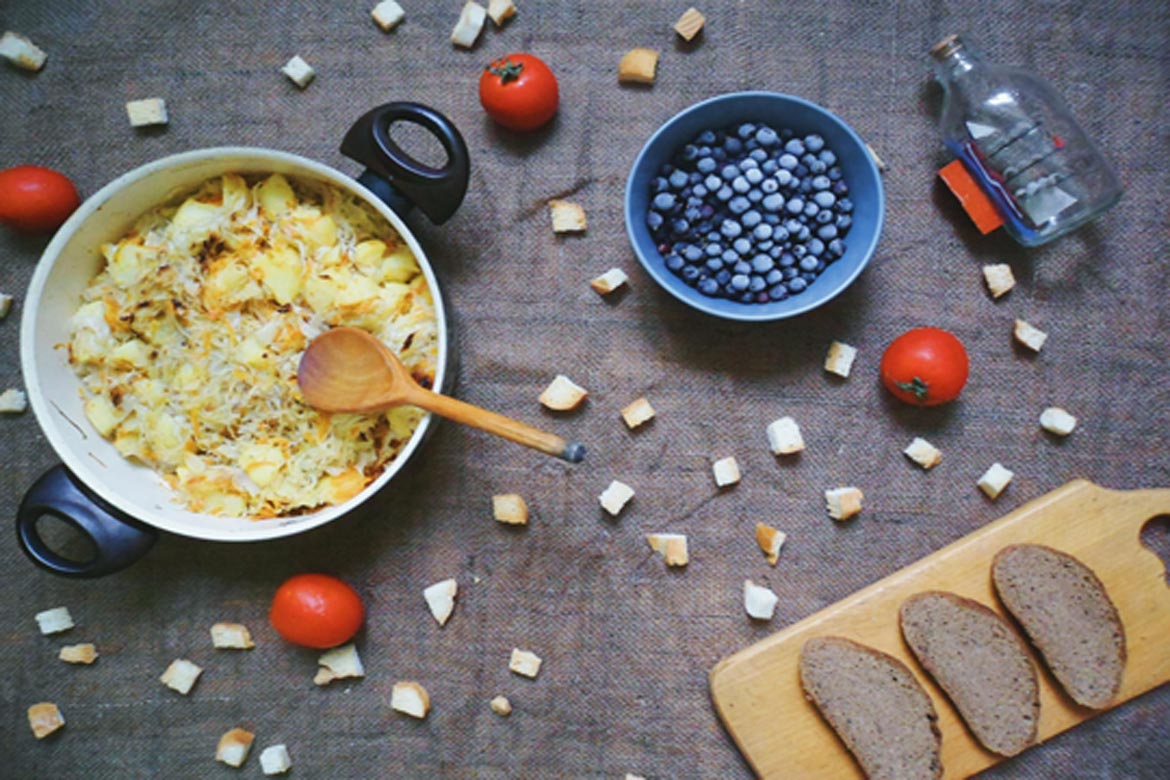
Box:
624;92;884;321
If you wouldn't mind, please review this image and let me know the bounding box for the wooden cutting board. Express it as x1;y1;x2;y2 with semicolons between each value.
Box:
709;480;1170;779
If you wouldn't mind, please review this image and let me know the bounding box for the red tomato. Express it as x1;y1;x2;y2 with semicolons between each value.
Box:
0;165;81;233
269;573;365;648
880;327;970;406
479;53;559;131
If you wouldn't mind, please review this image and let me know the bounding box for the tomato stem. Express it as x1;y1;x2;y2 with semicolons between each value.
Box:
487;59;524;84
895;376;930;401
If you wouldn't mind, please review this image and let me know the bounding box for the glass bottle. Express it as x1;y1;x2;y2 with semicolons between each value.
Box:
930;35;1123;247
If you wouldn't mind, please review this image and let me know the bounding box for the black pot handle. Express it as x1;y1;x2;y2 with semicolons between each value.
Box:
17;465;157;578
340;102;470;224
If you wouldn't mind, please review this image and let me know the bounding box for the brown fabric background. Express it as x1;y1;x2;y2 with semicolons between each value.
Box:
2;1;1169;778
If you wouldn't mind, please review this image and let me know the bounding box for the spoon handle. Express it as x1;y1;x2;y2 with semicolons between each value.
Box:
405;387;585;463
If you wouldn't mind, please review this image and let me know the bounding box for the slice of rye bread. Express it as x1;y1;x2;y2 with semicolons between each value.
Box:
800;636;942;780
899;591;1039;756
992;544;1126;709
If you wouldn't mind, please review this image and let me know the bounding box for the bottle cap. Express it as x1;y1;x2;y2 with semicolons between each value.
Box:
930;35;963;61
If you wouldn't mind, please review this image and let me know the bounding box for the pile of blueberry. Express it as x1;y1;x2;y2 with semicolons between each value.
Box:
646;122;853;304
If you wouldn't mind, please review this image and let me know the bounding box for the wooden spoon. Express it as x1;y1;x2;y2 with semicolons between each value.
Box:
297;327;585;463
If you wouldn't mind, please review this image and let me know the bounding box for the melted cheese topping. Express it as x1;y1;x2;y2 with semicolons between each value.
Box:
68;173;438;518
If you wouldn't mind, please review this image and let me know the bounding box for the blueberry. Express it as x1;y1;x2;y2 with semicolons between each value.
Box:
720;219;742;238
728;196;751;214
779;252;795;267
706;231;721;242
715;269;731;285
768;285;788;301
716;186;734;202
697;157;717;174
828;239;846;257
712;148;728;162
751;255;774;273
706;257;724;272
761;178;779;194
741;210;762;228
665;254;684;271
837;197;853;212
795;164;810;177
815;209;834;224
693;185;708;198
761;160;779;174
812;175;831;190
776;169;794;187
799;179;813;194
705;243;722;257
792;244;807;258
746;190;763;203
733;261;751;275
724;137;744;155
646;212;664;231
836;214;853;231
737;123;756;139
721;165;739;181
739;157;760;171
731;237;751;254
787;277;808;293
762;193;785;212
763;212;782;225
784;139;806;155
721;249;739;263
784;218;803;234
804;202;820;218
730;274;750;291
801;152;818;167
813;191;836;208
765;269;784;285
681;265;700;284
819;150;837;166
745;168;764;185
758;240;774;251
732;176;750;194
804;134;825;152
684;207;701;222
698;278;720;296
832;181;851;197
749;148;768;162
652;176;669;192
809;160;828;174
807;237;826;255
772;227;790;243
672;218;690;234
682;144;700;160
778;154;799;171
827;166;843;181
817;224;837;241
785;197;804;214
799;256;819;271
755;127;779;146
752;223;773;240
768;245;784;259
797;226;811;241
703;174;721;191
654;192;676;211
682;245;704;262
697;130;716;145
783;267;799;279
749;275;767;293
669;170;689;189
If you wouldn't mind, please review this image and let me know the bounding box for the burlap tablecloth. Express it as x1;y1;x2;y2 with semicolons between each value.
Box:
2;2;1168;778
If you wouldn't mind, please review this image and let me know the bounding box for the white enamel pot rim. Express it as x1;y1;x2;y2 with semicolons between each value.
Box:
19;146;455;553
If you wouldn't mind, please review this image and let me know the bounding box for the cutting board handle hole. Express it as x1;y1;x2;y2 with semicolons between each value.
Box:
1139;514;1170;586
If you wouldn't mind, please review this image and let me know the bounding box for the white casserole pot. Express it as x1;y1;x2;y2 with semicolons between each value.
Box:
17;103;470;576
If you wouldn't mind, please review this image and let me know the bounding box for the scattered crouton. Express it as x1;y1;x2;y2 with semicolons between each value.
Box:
314;643;365;686
0;292;13;318
487;0;517;26
712;456;741;487
590;267;628;295
125;97;168;127
983;264;1016;298
391;681;431;719
619;48;659;84
539;374;588;410
0;32;47;72
903;437;942;470
216;728;255;768
59;643;98;665
281;56;315;89
451;1;487;48
490;695;513;715
210;622;255;650
492;493;529;525
823;341;857;378
867;144;888;172
599;480;635;516
0;388;28;413
28;702;64;739
977;463;1013;499
620;397;655;429
673;7;705;41
423;578;458;626
160;659;203;695
1040;407;1077;436
509;648;542;679
825;487;863;521
371;0;405;31
646;533;688;566
259;744;293;776
35;606;74;635
755;523;786;566
548;199;587;233
766;417;804;455
1013;319;1048;352
744;580;779;621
